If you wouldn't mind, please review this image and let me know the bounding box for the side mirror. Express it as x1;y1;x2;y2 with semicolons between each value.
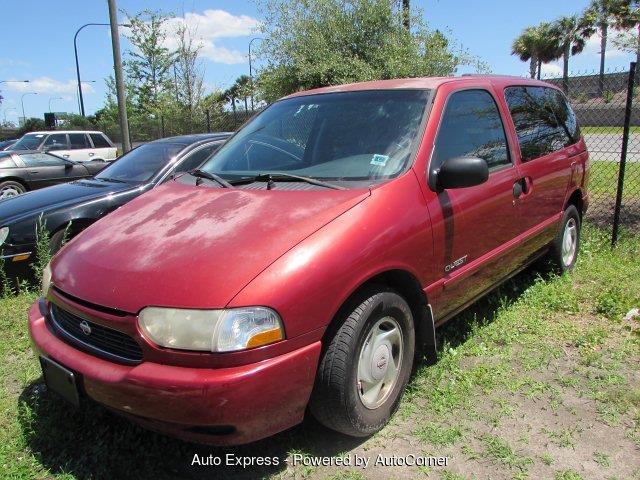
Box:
435;156;489;190
64;162;73;170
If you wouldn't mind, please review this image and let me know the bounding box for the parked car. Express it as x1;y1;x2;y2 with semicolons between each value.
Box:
28;76;588;446
0;150;107;199
0;139;17;150
1;133;230;275
8;130;117;162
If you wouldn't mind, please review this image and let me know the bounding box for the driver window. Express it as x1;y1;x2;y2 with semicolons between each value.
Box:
431;89;510;174
19;153;65;167
42;134;68;151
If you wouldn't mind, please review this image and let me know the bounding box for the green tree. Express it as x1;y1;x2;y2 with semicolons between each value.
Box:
584;0;619;93
15;118;45;137
551;15;595;90
123;9;176;114
512;23;558;79
255;0;479;102
610;0;640;64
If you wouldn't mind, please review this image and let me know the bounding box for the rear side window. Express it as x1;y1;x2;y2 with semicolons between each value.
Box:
504;86;579;162
90;133;111;148
69;133;90;149
431;89;510;174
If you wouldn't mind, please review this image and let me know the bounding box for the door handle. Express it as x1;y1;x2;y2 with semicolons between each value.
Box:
63;154;70;158
513;179;525;199
88;152;94;156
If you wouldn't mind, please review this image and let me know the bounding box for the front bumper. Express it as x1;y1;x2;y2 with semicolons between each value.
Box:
28;301;322;445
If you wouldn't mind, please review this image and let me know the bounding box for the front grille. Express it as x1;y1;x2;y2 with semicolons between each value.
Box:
49;303;143;364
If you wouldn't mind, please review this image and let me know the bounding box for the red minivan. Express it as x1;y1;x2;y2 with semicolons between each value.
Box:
28;76;589;445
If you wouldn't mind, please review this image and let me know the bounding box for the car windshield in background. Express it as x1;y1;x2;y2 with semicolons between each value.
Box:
95;142;184;183
9;133;45;151
200;89;430;183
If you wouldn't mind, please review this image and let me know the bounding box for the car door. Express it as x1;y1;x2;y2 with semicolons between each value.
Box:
67;132;93;162
426;87;524;320
503;86;583;252
89;133;117;161
18;152;89;189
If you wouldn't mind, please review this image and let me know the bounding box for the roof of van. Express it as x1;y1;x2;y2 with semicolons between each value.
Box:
283;75;558;99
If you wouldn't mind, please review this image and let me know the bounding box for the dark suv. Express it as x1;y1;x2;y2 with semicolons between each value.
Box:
29;76;588;445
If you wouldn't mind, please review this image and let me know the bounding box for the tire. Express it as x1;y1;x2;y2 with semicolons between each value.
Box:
49;225;72;256
548;205;581;273
0;180;26;199
309;288;415;437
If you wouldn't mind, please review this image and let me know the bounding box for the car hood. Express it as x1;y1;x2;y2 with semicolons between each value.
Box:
0;179;138;225
51;181;370;313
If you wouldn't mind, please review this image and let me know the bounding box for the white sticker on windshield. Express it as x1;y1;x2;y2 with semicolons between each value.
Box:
370;154;389;166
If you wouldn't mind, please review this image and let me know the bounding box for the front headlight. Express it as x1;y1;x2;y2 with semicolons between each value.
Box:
138;306;285;352
0;226;9;246
41;262;52;296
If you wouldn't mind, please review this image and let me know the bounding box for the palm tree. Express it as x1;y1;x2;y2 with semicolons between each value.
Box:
611;0;640;64
551;15;595;92
585;0;619;93
512;23;558;79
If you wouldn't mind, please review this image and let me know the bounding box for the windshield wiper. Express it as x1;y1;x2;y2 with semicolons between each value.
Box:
96;177;127;183
190;169;233;188
253;172;344;190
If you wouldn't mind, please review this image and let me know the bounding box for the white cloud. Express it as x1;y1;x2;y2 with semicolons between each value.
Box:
582;28;632;59
125;9;260;65
540;63;563;77
3;77;94;94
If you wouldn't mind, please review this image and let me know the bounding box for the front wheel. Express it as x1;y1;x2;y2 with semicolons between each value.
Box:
309;288;415;437
548;205;581;272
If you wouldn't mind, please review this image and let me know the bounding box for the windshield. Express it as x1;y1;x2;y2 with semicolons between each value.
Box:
200;89;429;183
9;133;46;151
95;142;184;183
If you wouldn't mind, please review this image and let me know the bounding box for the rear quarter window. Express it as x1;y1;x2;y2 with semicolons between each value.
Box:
0;157;16;168
504;86;579;162
90;133;111;148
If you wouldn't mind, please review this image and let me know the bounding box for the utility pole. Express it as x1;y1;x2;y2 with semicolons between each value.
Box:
107;0;131;153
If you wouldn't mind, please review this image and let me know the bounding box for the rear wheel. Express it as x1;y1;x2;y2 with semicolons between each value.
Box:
548;205;581;273
309;288;415;437
0;180;26;199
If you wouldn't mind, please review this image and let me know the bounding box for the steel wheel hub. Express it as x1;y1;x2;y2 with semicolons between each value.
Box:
0;186;22;199
561;218;577;267
357;316;403;410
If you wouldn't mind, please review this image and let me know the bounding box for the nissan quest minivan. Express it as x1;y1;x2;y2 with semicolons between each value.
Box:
29;76;589;445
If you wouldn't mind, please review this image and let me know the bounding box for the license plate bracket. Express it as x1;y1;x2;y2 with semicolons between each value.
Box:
40;356;80;407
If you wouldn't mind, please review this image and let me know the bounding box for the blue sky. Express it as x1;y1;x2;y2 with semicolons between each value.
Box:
0;0;636;121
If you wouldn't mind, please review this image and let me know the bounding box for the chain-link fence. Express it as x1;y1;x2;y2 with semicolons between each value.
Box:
544;65;640;239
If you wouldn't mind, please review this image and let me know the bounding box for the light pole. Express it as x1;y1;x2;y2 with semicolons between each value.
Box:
49;96;63;113
76;80;97;114
20;92;38;124
248;37;262;110
74;23;127;117
0;80;29;84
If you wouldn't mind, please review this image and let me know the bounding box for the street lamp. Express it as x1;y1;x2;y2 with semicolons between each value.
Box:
74;22;128;116
248;37;262;110
0;80;29;84
49;96;63;113
77;80;97;114
20;92;38;123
